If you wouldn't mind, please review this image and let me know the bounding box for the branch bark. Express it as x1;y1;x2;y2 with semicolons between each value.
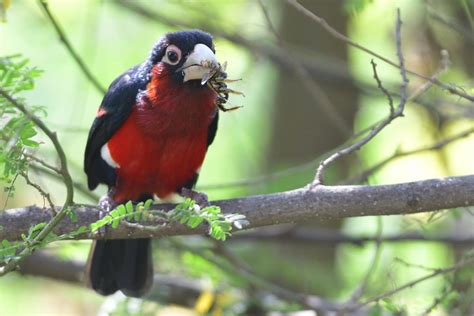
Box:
2;174;474;242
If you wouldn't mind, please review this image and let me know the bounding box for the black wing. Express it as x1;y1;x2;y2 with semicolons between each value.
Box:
84;64;150;190
207;110;219;147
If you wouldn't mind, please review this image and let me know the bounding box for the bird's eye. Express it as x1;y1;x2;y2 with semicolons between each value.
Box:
162;45;182;65
167;51;179;63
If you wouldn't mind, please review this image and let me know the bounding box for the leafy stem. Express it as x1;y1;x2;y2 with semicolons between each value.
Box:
0;84;75;275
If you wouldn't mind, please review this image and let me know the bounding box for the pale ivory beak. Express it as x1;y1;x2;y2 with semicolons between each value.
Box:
181;43;218;83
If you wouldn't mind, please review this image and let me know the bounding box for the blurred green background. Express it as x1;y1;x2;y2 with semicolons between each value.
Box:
1;0;473;315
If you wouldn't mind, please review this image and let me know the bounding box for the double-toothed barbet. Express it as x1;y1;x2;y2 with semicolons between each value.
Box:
84;30;220;297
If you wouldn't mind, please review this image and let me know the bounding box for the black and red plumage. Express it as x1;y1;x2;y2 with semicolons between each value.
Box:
84;30;220;297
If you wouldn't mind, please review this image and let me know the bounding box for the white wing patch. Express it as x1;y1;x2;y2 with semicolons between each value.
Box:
101;143;120;168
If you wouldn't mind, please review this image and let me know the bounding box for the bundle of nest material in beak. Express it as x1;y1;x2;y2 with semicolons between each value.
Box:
201;60;244;112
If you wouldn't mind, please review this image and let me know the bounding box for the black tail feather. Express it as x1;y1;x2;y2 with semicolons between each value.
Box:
87;238;153;297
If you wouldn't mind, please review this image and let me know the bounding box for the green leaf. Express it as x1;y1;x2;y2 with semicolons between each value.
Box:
116;204;127;216
19;123;37;139
167;199;246;241
0;239;16;258
134;203;143;221
187;216;204;228
144;199;153;211
126;201;136;221
67;208;77;223
109;210;121;229
90;222;98;232
28;222;47;238
22;139;39;148
1;239;10;248
179;213;190;224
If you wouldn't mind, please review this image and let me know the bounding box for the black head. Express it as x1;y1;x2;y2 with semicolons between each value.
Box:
149;30;217;84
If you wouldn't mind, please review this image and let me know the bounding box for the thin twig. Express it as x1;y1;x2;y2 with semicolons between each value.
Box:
199;118;387;191
427;3;474;43
171;239;340;312
347;257;474;311
394;257;441;272
408;49;451;100
313;10;409;186
19;170;56;216
2;172;20;211
30;164;99;202
24;153;62;174
371;59;395;115
313;10;409;185
37;0;106;95
422;284;452;314
345;217;383;307
343;126;474;184
285;0;474;103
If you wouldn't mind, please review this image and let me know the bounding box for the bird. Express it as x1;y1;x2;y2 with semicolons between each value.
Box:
83;29;221;297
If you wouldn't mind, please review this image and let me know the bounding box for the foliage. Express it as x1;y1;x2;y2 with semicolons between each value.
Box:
89;198;248;241
0;55;42;197
169;198;248;241
89;199;154;232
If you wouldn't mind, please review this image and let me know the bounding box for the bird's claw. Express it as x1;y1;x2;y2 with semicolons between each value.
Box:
98;194;115;212
180;188;210;207
95;193;117;238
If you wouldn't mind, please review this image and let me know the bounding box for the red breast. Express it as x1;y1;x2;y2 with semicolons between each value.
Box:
106;64;217;202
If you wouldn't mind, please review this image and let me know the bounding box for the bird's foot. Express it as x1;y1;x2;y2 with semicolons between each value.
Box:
98;194;115;212
180;188;210;207
95;191;117;237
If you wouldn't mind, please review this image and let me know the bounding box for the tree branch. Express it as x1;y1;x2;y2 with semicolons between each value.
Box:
18;252;212;308
285;0;474;103
313;9;409;185
343;126;474;185
18;251;84;284
2;174;474;241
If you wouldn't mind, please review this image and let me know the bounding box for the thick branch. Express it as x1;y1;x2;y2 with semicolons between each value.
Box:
18;251;84;284
18;252;209;308
2;175;474;241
